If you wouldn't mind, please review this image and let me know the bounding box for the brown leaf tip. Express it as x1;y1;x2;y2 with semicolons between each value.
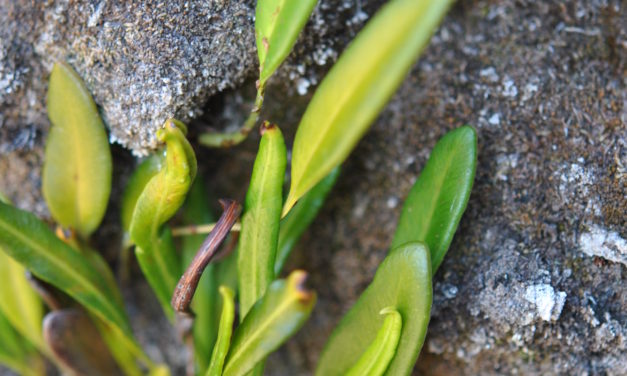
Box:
259;121;278;136
290;270;315;302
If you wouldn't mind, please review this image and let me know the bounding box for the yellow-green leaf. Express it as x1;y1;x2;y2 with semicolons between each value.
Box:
345;307;402;376
0;250;45;352
121;155;161;235
206;286;236;376
391;126;477;272
256;0;318;86
0;310;45;376
316;242;432;376
43;62;112;238
238;123;287;318
283;0;454;216
130;119;196;319
223;271;316;376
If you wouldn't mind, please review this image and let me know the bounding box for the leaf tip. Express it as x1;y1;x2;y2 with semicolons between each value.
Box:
288;270;315;303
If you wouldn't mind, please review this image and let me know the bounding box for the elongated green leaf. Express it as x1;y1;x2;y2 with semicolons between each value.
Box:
256;0;318;86
316;242;432;376
276;167;339;274
0;310;44;376
0;192;45;352
121;155;162;234
223;271;316;376
283;0;454;216
0;201;132;338
238;123;287;318
346;307;402;376
0;250;45;352
391;126;477;272
130;119;196;319
43;62;112;238
206;286;236;376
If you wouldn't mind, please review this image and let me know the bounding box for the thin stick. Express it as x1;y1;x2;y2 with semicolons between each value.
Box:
171;222;241;237
171;199;242;313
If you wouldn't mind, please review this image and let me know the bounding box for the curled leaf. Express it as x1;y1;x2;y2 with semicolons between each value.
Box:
345;307;402;376
173;199;242;313
43;62;112;238
238;122;287;318
256;0;318;86
130;119;197;318
283;0;454;216
223;271;316;376
205;286;236;376
391;126;477;272
121;155;161;235
316;242;432;376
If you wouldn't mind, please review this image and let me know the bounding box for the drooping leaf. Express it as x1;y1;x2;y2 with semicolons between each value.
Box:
391;126;477;272
345;307;402;376
0;201;132;338
43;309;122;376
238;123;287;318
223;271;316;376
316;242;432;376
121;154;162;234
205;286;236;376
275;167;339;274
256;0;318;86
130;119;196;319
43;62;112;238
283;0;454;216
0;250;45;352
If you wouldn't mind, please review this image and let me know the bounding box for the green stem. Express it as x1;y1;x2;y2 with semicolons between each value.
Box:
199;87;265;148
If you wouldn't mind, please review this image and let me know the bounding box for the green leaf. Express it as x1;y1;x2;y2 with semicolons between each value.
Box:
345;307;402;376
316;242;432;376
256;0;318;86
43;62;112;238
275;167;339;274
223;271;316;376
130;119;196;319
121;155;161;234
0;201;132;338
238;123;287;318
283;0;454;216
43;309;123;376
0;310;45;376
0;250;45;352
391;126;477;272
206;286;236;376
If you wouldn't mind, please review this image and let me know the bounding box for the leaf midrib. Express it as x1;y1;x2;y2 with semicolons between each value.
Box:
0;215;124;330
292;1;423;193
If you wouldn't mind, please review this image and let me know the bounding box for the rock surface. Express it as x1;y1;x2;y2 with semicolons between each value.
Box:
1;0;625;375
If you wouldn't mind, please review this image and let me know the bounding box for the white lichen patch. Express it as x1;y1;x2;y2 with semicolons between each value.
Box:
579;225;627;266
524;284;567;322
557;163;602;216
